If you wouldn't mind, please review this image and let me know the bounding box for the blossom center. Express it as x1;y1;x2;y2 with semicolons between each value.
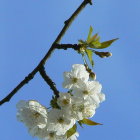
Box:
33;112;40;118
57;117;64;124
49;132;55;138
62;99;70;105
72;77;78;83
83;90;89;95
79;105;85;112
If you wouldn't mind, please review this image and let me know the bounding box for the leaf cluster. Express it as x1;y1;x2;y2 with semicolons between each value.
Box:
78;26;118;67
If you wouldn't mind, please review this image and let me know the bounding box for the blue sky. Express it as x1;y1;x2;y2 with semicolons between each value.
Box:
0;0;140;140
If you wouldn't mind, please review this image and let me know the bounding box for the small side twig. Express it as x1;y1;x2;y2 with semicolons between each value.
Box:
55;43;81;50
39;66;59;98
39;0;92;65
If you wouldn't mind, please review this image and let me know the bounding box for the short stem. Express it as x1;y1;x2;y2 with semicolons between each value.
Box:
54;43;81;50
39;66;59;98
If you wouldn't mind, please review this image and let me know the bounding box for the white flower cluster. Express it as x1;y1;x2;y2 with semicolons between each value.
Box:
16;64;105;140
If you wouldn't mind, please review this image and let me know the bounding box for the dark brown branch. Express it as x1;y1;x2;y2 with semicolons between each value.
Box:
39;66;59;97
0;71;37;105
38;0;92;65
55;43;81;50
0;0;92;106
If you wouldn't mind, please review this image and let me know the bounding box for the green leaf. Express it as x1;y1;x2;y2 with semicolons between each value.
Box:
87;26;93;43
94;38;119;49
78;121;84;128
85;49;94;67
79;118;102;126
66;124;77;139
87;33;98;44
90;40;101;48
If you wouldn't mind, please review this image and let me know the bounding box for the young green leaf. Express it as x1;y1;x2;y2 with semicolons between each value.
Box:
94;38;119;49
87;26;93;43
87;33;98;44
79;118;102;126
78;121;84;128
90;40;101;48
85;49;94;67
66;124;77;138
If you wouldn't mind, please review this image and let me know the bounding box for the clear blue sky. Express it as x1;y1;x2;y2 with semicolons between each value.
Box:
0;0;140;140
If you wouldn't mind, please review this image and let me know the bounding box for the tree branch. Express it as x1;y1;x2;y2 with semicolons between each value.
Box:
39;66;59;98
38;0;92;65
0;72;36;105
55;43;81;50
0;0;92;106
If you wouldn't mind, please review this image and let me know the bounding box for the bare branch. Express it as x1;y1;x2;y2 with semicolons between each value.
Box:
37;0;92;65
0;70;37;105
0;0;92;106
39;66;59;98
55;44;81;50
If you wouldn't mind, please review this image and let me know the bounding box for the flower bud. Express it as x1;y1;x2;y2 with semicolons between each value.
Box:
94;51;112;58
89;72;96;80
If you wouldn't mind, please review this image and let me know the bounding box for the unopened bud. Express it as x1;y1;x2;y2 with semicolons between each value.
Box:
100;55;107;58
90;72;96;80
94;51;112;58
105;52;112;57
84;66;96;80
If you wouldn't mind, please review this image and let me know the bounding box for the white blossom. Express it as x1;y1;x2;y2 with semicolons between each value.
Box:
16;100;48;135
73;80;105;106
32;127;67;140
63;64;89;89
89;92;105;107
71;97;96;121
36;130;78;140
42;131;67;140
47;109;76;135
16;63;106;140
73;81;101;98
57;93;72;109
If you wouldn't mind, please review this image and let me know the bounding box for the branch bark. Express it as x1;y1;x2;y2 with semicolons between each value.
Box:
0;0;92;106
55;44;81;50
39;66;59;98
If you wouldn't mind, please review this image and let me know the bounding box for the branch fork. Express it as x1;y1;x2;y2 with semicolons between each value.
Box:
0;0;92;106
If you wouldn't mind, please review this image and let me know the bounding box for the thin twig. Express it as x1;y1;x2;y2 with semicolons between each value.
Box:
38;0;92;65
55;43;81;50
39;66;59;97
0;72;36;105
0;0;92;106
